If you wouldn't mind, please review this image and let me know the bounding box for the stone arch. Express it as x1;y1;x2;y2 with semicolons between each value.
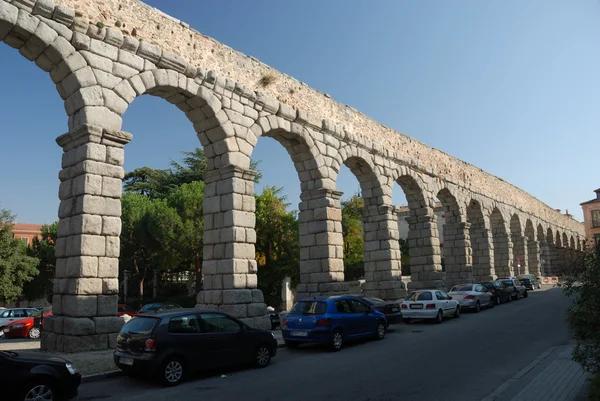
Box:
467;199;494;281
338;151;390;207
491;207;512;277
437;187;472;287
537;224;545;243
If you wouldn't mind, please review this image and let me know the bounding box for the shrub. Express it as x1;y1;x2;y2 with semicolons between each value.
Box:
589;373;600;401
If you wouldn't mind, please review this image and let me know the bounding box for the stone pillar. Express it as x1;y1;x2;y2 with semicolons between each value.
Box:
195;165;270;330
362;205;406;300
296;188;349;298
443;222;473;288
527;240;541;278
471;227;495;282
406;214;445;290
555;247;567;276
493;229;513;278
281;276;293;311
42;125;130;353
511;235;528;276
540;241;555;276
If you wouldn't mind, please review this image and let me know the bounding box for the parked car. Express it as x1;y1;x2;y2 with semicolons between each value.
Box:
138;302;182;313
117;304;139;317
114;309;277;386
268;310;281;330
481;281;512;304
448;284;494;312
499;278;528;300
281;296;387;351
401;290;460;323
518;274;541;290
3;307;53;339
352;294;403;325
1;349;81;401
0;308;38;337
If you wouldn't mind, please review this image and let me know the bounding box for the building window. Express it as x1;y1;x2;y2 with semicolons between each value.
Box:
20;237;29;245
595;234;600;246
593;210;600;228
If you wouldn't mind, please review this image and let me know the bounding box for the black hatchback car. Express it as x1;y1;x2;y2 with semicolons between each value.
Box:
352;294;402;325
114;309;278;386
1;350;81;401
481;281;512;304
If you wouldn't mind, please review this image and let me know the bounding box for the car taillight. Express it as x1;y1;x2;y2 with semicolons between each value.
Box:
489;289;495;294
401;304;407;309
282;317;287;326
464;295;476;299
426;304;436;309
316;318;332;327
144;338;156;352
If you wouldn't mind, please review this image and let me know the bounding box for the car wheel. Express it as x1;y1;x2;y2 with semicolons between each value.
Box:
515;292;521;300
0;328;4;338
402;318;411;324
434;310;443;324
507;294;512;303
284;340;299;348
254;344;271;368
454;307;461;318
524;291;528;298
28;326;41;339
475;301;481;313
488;299;495;309
160;357;185;387
21;380;55;401
537;283;542;289
330;329;344;352
375;322;386;340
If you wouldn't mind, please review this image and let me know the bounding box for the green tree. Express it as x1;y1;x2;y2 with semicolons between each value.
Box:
23;222;58;301
563;247;600;374
0;209;39;303
255;186;299;308
341;195;364;279
399;238;411;275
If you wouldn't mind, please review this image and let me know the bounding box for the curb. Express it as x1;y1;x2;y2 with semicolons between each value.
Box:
481;345;560;401
81;370;124;383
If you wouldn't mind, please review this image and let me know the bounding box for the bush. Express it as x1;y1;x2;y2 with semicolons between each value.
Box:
563;247;600;374
589;374;600;401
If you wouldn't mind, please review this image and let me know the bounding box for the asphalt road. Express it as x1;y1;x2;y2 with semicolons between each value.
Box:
76;288;573;401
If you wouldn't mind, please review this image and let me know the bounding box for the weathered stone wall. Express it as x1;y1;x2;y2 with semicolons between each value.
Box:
55;0;583;236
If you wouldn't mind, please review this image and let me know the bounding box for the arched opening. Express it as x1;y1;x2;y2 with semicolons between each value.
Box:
491;208;511;278
524;219;539;277
467;200;493;281
437;188;470;287
510;214;525;275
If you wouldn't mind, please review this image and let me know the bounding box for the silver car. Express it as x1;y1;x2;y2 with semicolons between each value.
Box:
0;308;37;336
448;284;494;312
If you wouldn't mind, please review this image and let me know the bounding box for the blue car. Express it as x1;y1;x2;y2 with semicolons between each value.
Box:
281;295;388;351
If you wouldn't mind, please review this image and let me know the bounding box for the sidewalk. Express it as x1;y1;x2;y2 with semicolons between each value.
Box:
483;343;590;401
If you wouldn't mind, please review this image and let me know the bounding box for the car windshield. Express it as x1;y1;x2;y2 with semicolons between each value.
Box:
481;282;494;289
289;301;327;316
120;317;159;335
502;280;514;286
32;307;52;317
450;285;473;292
405;291;433;301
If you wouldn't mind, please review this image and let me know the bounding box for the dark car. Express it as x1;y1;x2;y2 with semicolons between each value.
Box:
114;309;277;386
1;350;81;401
117;304;139;317
268;310;281;330
138;302;182;313
281;295;387;351
352;294;402;325
518;274;541;290
481;281;512;305
499;278;528;300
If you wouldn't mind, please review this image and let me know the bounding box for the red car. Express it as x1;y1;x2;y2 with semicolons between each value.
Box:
3;307;52;339
117;304;138;317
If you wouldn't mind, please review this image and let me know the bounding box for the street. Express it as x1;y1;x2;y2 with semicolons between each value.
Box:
76;288;573;401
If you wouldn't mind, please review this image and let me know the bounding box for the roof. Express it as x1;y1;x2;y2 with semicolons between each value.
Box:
580;198;600;206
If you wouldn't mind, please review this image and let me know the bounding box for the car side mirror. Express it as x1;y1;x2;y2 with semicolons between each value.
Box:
448;296;452;300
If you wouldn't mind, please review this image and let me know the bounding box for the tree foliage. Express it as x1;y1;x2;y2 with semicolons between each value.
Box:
255;186;299;308
0;209;39;302
341;195;364;279
23;222;58;301
563;246;600;374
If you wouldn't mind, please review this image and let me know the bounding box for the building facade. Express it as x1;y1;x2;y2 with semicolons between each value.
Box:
12;223;43;246
581;189;600;248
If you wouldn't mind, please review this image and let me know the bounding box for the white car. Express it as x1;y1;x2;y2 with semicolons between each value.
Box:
401;290;461;324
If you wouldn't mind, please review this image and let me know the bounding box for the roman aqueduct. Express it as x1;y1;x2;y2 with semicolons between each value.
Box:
0;0;585;352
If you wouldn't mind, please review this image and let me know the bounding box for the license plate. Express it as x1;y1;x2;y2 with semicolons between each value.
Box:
410;304;423;309
291;331;308;337
119;357;134;366
391;308;399;312
3;328;9;332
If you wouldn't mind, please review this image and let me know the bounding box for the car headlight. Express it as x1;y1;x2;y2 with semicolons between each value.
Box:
65;363;78;375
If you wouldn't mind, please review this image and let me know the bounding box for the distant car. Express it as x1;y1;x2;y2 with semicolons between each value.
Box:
281;296;387;351
114;309;277;386
138;302;182;313
117;304;139;317
481;281;512;305
401;290;460;323
352;294;403;325
499;278;528;300
1;349;81;401
3;307;53;339
518;274;541;290
0;308;38;337
268;311;281;330
448;284;494;312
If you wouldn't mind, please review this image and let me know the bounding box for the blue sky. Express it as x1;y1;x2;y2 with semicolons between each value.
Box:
0;0;598;224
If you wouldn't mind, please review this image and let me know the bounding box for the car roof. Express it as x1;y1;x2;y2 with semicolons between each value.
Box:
136;308;228;318
296;295;368;302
